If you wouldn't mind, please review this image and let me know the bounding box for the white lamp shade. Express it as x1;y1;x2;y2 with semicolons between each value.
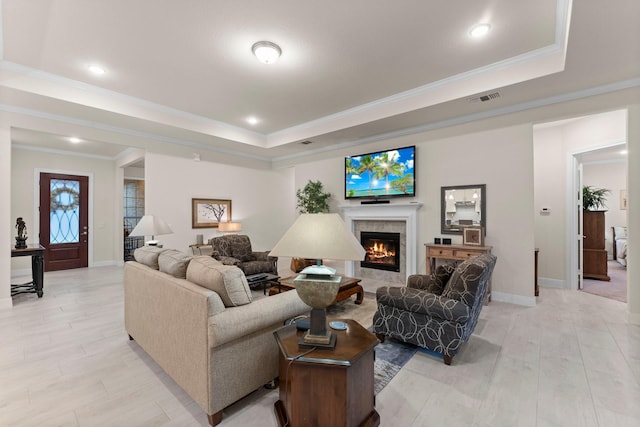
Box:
218;222;242;232
269;213;365;261
129;215;173;238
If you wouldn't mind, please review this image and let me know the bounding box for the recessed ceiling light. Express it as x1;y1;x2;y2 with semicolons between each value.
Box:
69;137;82;144
252;41;281;64
87;64;106;75
246;116;259;125
620;149;628;155
469;23;491;38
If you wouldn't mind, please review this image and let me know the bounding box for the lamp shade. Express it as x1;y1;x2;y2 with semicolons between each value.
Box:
129;215;173;239
218;222;242;232
269;213;365;261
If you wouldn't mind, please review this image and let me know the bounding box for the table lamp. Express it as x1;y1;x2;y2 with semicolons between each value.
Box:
129;215;173;246
270;213;365;349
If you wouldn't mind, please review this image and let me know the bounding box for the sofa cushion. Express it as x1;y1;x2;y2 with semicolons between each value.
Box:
187;256;252;307
442;256;489;307
133;246;167;270
158;249;193;279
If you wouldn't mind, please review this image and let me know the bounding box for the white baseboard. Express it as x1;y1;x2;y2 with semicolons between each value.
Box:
539;277;567;289
491;291;536;307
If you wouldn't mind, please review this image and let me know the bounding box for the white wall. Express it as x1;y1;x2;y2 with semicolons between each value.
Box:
10;148;118;272
533;109;628;285
143;153;295;255
0;125;11;308
292;124;536;305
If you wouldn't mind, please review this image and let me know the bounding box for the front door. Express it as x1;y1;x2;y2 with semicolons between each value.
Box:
39;173;89;271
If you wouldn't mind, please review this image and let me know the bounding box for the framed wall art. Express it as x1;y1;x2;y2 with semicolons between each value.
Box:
192;198;232;228
463;226;484;246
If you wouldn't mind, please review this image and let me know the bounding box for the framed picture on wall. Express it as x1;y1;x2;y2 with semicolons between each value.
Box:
192;198;232;228
463;226;484;246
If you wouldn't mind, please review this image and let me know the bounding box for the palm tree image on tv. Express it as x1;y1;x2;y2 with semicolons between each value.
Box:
345;147;415;198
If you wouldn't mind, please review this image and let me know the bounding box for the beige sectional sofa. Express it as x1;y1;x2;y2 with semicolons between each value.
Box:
124;247;310;426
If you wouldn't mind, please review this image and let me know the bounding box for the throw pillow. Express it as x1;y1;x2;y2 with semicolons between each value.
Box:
187;256;252;307
158;249;193;279
133;246;167;270
442;257;487;306
426;263;456;295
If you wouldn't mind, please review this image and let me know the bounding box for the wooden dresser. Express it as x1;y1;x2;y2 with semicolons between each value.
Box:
425;243;493;302
583;210;610;281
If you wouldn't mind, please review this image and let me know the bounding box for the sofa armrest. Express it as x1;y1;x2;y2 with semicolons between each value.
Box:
376;286;470;322
252;251;276;262
208;291;310;347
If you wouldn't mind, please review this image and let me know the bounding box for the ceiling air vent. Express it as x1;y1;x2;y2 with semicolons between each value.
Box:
300;140;313;145
467;91;501;103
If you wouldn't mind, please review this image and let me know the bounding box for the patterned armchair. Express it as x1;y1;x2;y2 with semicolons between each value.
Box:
208;234;278;277
373;253;497;365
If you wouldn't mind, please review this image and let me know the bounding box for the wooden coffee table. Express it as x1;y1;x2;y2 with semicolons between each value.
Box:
268;275;364;305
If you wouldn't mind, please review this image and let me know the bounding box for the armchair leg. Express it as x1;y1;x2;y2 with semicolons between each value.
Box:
443;354;453;365
375;333;386;343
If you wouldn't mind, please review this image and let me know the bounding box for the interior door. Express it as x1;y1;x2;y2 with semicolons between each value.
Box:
39;173;89;271
577;162;584;289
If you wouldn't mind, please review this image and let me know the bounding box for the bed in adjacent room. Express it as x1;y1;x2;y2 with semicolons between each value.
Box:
612;226;627;267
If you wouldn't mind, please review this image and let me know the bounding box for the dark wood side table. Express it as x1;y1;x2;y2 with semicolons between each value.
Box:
11;244;45;297
273;319;380;427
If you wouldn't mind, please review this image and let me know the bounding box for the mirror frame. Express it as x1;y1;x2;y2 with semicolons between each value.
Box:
440;184;486;235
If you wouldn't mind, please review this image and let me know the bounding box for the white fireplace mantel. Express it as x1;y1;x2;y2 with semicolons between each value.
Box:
340;202;423;279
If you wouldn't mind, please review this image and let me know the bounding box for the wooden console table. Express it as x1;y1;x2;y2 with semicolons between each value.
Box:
425;243;493;302
273;319;379;427
11;244;45;298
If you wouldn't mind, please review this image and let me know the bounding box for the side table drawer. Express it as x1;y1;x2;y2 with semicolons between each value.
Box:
455;250;483;259
428;248;455;258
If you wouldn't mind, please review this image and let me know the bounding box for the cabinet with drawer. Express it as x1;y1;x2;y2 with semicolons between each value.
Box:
425;243;493;303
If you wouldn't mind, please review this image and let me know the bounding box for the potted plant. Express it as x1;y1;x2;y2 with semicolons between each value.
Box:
291;180;332;272
582;185;609;210
296;180;332;214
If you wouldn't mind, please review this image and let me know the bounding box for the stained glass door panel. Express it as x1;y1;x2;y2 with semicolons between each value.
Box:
40;173;89;271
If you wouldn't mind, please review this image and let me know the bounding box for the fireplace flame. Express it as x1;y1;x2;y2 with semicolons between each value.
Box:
366;241;396;260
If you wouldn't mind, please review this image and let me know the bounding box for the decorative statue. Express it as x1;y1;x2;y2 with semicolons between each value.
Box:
15;217;28;249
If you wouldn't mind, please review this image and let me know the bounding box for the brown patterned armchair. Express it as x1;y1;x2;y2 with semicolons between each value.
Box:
373;253;497;365
208;234;278;277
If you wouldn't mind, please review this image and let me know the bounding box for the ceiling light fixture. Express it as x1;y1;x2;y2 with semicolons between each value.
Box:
87;64;106;75
252;41;281;64
246;116;259;125
469;23;491;38
69;137;82;144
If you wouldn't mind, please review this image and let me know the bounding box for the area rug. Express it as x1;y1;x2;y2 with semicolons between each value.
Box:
373;338;418;394
581;260;627;302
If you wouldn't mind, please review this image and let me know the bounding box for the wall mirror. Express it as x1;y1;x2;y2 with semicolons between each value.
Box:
441;184;486;235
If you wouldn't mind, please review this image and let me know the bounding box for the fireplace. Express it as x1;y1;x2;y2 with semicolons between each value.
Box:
360;231;400;272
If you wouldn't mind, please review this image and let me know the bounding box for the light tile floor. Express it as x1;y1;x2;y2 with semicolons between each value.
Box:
1;266;639;426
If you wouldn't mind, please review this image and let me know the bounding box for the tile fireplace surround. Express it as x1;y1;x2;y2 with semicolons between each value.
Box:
341;203;423;281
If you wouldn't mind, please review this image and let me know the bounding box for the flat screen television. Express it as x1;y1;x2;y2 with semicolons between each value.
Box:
345;145;415;200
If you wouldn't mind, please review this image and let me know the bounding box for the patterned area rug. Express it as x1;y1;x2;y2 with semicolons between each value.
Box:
373;338;418;394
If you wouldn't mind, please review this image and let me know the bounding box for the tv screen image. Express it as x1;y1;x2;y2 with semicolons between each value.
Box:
345;146;415;199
